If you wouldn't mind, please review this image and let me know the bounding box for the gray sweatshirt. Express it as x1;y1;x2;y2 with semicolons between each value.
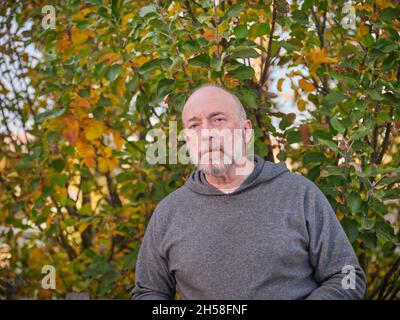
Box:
131;154;366;300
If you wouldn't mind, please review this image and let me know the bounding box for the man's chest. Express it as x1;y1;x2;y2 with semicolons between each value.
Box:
161;201;310;292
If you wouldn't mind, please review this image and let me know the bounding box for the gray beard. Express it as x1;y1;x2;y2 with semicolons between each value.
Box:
200;162;232;177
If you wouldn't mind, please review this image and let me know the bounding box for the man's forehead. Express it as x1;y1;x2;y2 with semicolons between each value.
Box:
182;87;238;119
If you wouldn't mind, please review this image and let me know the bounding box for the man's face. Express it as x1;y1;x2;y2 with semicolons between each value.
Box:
182;87;251;176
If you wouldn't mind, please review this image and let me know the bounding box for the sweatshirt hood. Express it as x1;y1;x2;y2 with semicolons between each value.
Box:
184;154;289;196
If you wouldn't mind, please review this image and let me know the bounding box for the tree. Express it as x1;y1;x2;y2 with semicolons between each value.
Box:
0;0;399;299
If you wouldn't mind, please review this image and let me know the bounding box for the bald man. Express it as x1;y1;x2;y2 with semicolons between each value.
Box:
131;84;366;300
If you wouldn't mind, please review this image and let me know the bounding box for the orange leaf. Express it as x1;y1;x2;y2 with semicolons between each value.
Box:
313;48;337;64
57;34;69;53
71;96;90;109
299;79;316;92
277;78;285;92
63;115;80;144
297;99;307;111
204;29;217;41
112;131;123;150
98;156;109;173
101;52;121;65
299;124;311;143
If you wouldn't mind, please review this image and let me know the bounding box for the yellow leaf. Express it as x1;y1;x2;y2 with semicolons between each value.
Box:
354;4;373;12
28;247;44;265
0;156;6;172
375;0;394;10
223;75;240;89
132;55;150;67
299;79;316;92
121;13;135;29
72;7;93;20
104;146;112;157
98;157;108;173
125;42;135;54
107;157;119;171
78;223;89;234
112;131;123;150
84;119;104;141
277;78;285;92
297;99;307;111
357;24;370;37
71;27;89;46
46;215;52;229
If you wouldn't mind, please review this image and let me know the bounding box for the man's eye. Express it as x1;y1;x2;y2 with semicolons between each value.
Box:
215;118;225;122
189;124;199;129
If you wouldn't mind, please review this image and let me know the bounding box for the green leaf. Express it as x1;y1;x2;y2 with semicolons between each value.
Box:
234;25;248;39
123;247;139;271
380;7;398;23
341;218;359;243
330;117;346;134
237;88;258;109
197;12;211;23
139;58;171;73
303;151;327;164
249;22;270;37
37;108;65;123
317;138;339;152
93;107;105;121
105;64;122;82
347;192;361;215
322;92;346;108
83;255;112;278
226;4;243;18
375;221;398;244
51;159;65;172
188;55;210;68
139;4;157;17
366;89;384;101
360;34;375;48
98;97;112;107
99;270;118;295
47;131;61;145
360;231;377;249
230;48;260;59
292;10;309;26
320;165;347;178
279;114;295;130
230;65;255;80
361;216;375;230
287;131;301;144
169;93;186;113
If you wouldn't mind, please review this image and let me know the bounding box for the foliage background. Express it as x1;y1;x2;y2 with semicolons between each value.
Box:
0;0;399;299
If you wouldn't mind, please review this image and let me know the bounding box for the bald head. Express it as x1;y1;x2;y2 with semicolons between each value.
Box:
182;84;247;127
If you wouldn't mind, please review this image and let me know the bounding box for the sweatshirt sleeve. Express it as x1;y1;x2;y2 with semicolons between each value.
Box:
130;209;176;300
304;183;367;300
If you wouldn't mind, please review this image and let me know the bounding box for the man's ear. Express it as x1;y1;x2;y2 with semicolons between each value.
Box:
243;120;253;143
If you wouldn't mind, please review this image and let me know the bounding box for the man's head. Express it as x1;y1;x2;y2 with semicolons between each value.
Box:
181;83;253;176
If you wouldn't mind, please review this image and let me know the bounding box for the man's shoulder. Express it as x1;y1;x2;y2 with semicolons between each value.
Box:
276;169;320;192
152;184;190;218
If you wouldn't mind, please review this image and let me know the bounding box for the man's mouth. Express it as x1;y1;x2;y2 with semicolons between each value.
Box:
202;149;222;155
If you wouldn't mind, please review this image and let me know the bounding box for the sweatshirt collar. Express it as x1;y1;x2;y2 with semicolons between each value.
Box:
184;154;288;196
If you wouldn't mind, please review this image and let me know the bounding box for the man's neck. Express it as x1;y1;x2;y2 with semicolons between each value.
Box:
204;157;255;190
